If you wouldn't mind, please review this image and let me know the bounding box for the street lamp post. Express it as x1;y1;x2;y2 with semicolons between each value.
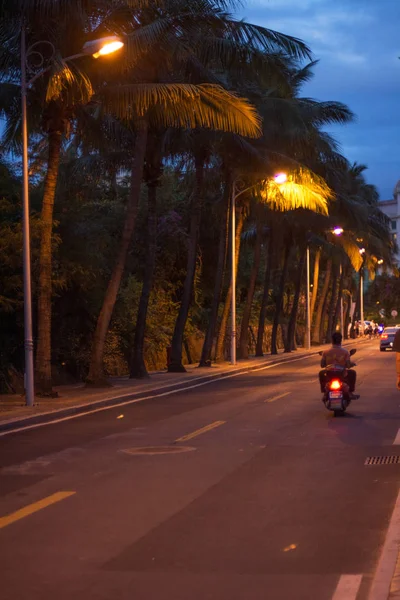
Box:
21;24;35;406
230;172;287;365
231;180;237;365
339;263;344;337
359;248;366;335
305;227;343;351
20;30;123;405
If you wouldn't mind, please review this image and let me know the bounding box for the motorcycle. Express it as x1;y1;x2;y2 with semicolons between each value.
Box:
318;348;359;416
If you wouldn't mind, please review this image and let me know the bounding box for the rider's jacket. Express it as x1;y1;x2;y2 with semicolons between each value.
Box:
320;345;351;369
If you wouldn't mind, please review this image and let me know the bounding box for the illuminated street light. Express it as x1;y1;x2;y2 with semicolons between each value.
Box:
358;248;366;333
377;259;384;265
82;36;124;59
332;227;344;236
230;171;287;364
274;172;287;184
21;32;123;406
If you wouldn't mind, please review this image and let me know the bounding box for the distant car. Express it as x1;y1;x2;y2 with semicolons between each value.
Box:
380;327;398;351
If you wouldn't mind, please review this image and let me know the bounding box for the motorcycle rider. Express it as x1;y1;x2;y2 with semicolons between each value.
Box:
319;332;357;398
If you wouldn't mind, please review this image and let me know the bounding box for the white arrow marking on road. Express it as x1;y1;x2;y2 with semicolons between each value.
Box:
393;430;400;445
331;575;362;600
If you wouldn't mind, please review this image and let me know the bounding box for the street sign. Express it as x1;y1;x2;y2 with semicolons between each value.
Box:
392;310;398;318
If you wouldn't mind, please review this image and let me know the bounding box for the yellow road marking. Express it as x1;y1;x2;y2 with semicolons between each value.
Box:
176;420;226;443
0;491;75;530
265;392;290;403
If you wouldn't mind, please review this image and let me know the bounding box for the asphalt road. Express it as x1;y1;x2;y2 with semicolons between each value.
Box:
1;341;400;600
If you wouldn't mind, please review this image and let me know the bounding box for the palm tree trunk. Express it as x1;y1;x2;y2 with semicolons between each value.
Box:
215;204;245;361
238;218;263;359
86;117;148;386
325;263;339;342
199;180;230;366
35;129;62;396
255;230;274;356
351;273;362;337
285;247;306;352
312;259;332;345
333;266;345;331
168;155;205;372
271;240;291;355
344;296;351;339
130;175;158;378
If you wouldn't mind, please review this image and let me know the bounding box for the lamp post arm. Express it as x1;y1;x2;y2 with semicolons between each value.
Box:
27;52;85;87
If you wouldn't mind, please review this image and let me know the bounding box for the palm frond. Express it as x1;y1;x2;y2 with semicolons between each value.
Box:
46;57;93;104
260;167;331;215
100;83;262;137
225;20;312;61
333;236;363;271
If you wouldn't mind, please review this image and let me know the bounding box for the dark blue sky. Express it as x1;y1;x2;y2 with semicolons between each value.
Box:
240;0;400;200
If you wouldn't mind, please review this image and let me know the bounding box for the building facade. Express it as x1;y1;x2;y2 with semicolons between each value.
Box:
379;180;400;264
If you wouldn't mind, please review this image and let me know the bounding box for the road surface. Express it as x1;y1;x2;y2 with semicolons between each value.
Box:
1;341;399;600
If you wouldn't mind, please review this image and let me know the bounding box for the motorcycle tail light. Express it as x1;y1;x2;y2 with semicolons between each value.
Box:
329;379;341;391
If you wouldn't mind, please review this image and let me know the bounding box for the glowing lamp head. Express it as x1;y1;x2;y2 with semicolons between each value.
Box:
359;248;366;255
274;172;287;184
377;259;384;265
332;227;344;236
93;40;124;58
82;36;124;59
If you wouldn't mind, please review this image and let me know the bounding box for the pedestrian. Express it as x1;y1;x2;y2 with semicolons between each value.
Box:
355;322;360;337
393;329;400;390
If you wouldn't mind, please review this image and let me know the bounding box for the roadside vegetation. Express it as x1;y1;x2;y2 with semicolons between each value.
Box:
0;0;396;394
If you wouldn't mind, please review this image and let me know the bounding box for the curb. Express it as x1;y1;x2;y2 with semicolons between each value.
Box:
0;339;367;434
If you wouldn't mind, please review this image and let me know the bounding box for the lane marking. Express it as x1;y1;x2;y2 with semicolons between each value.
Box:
0;491;75;530
0;349;360;438
265;392;291;403
368;487;400;600
332;575;363;600
175;420;226;443
393;429;400;445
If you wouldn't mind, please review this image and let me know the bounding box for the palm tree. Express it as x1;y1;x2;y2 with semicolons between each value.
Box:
86;84;262;384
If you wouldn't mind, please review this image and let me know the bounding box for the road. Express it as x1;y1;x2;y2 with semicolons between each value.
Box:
1;341;400;600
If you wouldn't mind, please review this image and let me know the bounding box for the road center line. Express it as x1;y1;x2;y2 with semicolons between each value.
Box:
0;491;76;530
331;575;363;600
393;429;400;445
265;392;291;403
368;487;400;600
175;420;226;443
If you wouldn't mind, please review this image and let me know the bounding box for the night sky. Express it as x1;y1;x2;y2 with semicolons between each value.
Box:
241;0;400;201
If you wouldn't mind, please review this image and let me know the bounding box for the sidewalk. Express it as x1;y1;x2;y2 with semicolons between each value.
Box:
0;338;368;433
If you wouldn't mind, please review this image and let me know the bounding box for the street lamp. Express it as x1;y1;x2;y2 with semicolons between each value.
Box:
305;226;343;350
359;248;366;334
230;173;287;365
21;30;124;406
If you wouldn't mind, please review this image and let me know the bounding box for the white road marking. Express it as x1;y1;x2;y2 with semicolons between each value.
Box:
393;429;400;445
264;392;290;403
368;487;400;600
0;353;320;438
331;575;362;600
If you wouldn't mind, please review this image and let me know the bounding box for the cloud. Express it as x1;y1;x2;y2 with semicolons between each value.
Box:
240;0;400;199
